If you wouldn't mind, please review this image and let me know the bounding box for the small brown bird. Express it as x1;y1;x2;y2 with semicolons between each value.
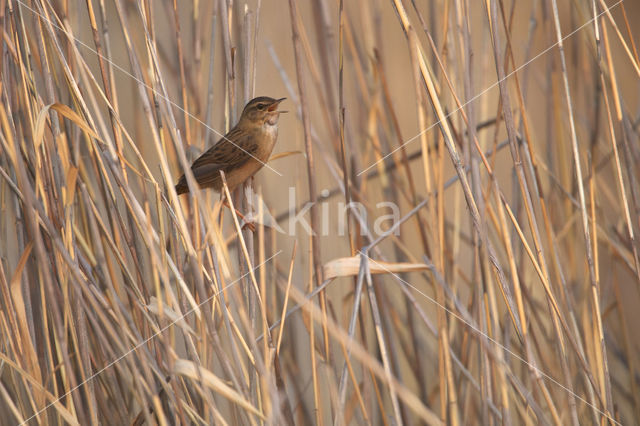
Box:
175;96;286;195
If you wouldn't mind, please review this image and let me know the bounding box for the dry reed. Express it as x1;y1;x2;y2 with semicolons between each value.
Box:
0;0;639;425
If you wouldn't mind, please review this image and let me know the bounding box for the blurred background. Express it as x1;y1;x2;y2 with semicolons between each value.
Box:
1;0;639;424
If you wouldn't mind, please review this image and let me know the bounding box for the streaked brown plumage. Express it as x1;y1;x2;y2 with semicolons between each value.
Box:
175;96;286;194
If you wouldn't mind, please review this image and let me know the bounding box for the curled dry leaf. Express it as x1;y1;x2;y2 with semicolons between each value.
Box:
323;255;430;280
35;103;100;152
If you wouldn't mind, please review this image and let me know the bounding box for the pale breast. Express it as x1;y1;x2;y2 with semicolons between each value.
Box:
256;123;278;158
262;122;278;142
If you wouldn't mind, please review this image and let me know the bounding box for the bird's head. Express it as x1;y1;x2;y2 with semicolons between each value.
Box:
240;96;287;126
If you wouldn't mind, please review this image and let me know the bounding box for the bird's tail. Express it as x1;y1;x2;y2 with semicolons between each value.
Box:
175;175;188;195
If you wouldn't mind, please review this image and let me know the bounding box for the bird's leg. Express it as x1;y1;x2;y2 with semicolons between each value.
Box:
221;199;256;233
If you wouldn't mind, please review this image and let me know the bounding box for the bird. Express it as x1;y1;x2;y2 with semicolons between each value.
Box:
175;96;286;195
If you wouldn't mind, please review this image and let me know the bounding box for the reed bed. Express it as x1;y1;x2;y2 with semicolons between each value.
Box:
0;0;639;424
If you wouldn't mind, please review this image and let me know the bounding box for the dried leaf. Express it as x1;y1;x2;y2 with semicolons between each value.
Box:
64;166;79;207
49;103;99;140
324;256;429;280
34;103;100;154
269;150;304;162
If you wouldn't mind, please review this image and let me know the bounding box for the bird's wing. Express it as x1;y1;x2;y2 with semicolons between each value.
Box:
175;127;259;192
191;127;258;175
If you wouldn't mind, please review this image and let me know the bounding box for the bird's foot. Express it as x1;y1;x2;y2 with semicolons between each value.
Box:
222;200;256;233
241;220;256;233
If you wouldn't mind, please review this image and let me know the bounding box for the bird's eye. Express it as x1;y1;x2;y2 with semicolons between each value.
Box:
256;103;265;110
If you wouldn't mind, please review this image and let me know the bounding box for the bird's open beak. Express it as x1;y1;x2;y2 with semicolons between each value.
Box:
268;98;287;112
